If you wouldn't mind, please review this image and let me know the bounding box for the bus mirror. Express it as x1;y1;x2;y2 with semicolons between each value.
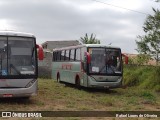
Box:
36;44;44;60
85;52;91;64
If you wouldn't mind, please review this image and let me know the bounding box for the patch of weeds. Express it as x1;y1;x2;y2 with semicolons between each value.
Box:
66;101;76;108
140;91;155;100
140;91;156;105
127;96;138;105
99;97;114;107
36;101;45;106
135;106;145;110
78;105;91;110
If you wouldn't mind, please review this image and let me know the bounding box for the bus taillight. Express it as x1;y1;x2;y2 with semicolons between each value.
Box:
36;44;44;60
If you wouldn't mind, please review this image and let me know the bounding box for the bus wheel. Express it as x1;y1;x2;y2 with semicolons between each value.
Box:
57;74;60;83
75;77;81;89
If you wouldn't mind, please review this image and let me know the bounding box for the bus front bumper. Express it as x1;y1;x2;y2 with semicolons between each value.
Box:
0;81;37;98
88;77;122;89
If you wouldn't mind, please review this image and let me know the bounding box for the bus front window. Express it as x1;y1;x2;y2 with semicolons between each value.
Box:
105;49;122;74
8;37;36;76
0;36;36;77
0;39;7;76
89;48;122;75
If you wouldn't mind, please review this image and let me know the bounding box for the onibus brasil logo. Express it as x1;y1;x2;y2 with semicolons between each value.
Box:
2;112;42;118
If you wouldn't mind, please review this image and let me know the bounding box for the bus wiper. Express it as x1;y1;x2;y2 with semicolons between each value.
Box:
108;65;115;74
10;64;21;75
31;47;35;65
99;65;106;73
31;47;34;58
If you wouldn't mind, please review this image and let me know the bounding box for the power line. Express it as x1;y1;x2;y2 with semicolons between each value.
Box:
92;0;149;15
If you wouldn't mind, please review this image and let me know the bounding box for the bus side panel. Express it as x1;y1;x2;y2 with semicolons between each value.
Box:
52;61;75;84
52;61;81;85
52;62;60;80
81;72;88;87
60;62;67;82
61;62;81;84
66;62;74;84
72;62;81;84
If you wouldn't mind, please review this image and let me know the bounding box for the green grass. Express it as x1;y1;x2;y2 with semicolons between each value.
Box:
0;77;159;120
123;65;160;92
0;79;159;112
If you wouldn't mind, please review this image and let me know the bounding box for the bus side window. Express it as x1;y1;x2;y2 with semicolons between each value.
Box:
69;50;71;61
55;52;58;61
57;51;61;61
61;50;65;61
52;52;55;61
64;50;66;61
66;50;70;61
70;49;75;61
75;48;80;61
53;52;56;61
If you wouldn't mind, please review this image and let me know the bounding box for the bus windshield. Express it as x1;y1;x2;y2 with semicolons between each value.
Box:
0;36;36;77
89;48;122;75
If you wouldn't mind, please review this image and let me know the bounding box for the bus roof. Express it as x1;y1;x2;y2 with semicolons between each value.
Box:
0;31;35;38
84;44;120;49
53;44;121;51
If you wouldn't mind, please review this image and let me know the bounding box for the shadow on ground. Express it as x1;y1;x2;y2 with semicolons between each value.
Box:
61;82;119;94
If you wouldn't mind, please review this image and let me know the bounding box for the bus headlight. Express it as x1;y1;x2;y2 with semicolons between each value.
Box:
25;79;36;88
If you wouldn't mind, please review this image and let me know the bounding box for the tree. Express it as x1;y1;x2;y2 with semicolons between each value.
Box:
80;33;100;44
136;8;160;65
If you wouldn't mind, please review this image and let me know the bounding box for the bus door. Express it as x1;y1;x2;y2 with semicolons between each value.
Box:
82;51;91;87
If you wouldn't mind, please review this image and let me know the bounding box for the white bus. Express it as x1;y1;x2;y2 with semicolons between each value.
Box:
52;44;123;89
0;31;43;98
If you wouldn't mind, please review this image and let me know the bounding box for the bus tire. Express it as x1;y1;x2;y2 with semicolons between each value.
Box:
57;73;60;83
75;76;81;89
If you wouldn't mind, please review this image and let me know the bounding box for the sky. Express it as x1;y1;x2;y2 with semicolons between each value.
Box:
0;0;159;53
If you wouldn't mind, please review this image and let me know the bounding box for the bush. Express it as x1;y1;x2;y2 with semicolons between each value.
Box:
123;65;160;92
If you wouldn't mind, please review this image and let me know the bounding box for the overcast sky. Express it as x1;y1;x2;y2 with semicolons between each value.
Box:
0;0;159;53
